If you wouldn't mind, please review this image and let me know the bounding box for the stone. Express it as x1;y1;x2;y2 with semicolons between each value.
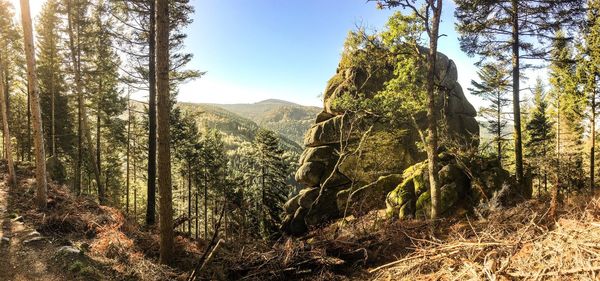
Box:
303;115;356;147
338;174;403;214
295;162;326;187
282;46;482;235
23;236;45;245
298;188;320;209
414;183;459;219
57;246;82;256
283;193;300;215
299;145;338;164
315;111;335;123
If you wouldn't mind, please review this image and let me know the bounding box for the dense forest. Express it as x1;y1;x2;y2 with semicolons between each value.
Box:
0;0;599;280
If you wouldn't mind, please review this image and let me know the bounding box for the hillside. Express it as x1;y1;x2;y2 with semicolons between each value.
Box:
206;99;322;146
4;164;600;280
132;101;303;154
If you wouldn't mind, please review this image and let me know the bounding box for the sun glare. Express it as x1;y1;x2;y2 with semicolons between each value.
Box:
8;0;44;19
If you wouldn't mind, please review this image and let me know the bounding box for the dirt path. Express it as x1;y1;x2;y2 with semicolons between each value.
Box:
0;181;67;281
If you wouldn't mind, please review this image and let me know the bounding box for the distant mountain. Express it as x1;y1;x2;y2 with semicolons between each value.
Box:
177;102;303;153
207;99;322;145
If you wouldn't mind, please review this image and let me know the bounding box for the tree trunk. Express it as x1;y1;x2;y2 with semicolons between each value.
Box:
591;89;596;192
0;61;16;188
511;0;526;196
195;185;199;240
426;0;442;220
497;91;502;167
188;163;192;236
204;167;208;239
26;84;31;162
20;0;48;209
66;0;105;204
551;91;561;217
50;47;56;156
146;0;158;227
126;97;131;214
156;0;173;264
96;103;101;193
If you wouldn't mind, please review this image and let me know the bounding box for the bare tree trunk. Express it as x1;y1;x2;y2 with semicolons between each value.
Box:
146;0;158;227
126;96;131;214
591;88;596;192
551;92;561;218
512;0;526;196
426;0;442;220
156;0;173;264
195;186;199;240
66;0;105;204
204;166;208;239
188;163;192;236
20;0;47;209
0;60;16;188
497;91;502;167
50;47;56;156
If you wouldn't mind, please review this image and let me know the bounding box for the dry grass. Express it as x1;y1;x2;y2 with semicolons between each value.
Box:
371;194;600;281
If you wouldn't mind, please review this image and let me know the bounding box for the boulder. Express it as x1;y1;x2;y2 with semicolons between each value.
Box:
282;47;483;235
337;174;403;215
295;162;326;187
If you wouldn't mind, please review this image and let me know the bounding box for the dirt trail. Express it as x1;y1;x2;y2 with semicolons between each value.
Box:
0;180;67;281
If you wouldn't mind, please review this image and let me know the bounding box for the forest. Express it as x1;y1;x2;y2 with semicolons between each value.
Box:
0;0;599;280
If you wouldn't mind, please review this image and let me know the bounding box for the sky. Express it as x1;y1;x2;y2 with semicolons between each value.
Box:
12;0;548;108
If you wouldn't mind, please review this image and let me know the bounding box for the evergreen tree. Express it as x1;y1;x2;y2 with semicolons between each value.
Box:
455;0;585;194
469;62;511;167
20;0;49;209
253;129;289;239
37;0;74;159
525;79;554;195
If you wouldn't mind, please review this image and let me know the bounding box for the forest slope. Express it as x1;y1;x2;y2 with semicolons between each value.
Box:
134;101;303;153
205;99;321;146
2;161;600;280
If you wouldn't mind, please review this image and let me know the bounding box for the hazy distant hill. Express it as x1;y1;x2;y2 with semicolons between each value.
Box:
177;102;303;153
207;99;322;146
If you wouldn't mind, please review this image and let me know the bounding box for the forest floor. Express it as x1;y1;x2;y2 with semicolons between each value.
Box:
2;162;600;280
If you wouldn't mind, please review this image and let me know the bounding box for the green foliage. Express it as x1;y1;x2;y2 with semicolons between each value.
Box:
332;12;429;127
469;62;511;164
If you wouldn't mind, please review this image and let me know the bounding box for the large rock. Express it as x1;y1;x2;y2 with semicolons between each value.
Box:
281;48;482;235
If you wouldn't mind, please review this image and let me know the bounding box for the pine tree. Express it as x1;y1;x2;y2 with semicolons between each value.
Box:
155;0;174;263
0;0;21;187
20;0;49;209
253;129;289;239
580;0;600;191
110;0;200;226
455;0;585;195
525;79;554;195
469;62;511;167
549;31;584;215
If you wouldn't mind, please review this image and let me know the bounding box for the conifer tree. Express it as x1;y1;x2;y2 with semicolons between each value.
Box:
469;62;511;167
253;129;288;238
525;79;554;194
20;0;48;209
156;0;174;263
455;0;585;195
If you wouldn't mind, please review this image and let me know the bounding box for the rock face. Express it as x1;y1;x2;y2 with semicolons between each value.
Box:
281;51;482;235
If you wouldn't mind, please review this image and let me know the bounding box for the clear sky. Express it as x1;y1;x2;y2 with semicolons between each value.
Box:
178;0;485;107
16;0;547;108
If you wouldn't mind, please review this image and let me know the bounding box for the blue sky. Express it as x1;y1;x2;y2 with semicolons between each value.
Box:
17;0;545;108
177;0;494;107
